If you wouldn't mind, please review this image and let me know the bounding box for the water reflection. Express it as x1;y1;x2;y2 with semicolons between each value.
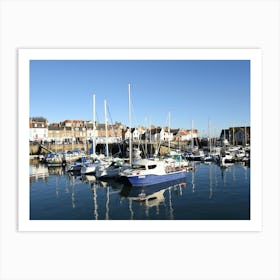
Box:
120;178;187;219
29;164;49;183
29;160;250;220
79;173;189;220
219;161;249;186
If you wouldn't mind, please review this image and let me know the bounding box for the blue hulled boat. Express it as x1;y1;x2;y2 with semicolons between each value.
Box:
121;159;187;187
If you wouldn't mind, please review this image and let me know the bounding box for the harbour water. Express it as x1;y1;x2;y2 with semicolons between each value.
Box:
30;161;250;220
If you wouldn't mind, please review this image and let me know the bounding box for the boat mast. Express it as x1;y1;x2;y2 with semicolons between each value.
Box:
232;124;235;146
168;112;171;153
208;118;211;153
92;93;96;156
145;116;148;157
104;99;109;157
244;124;247;146
191;119;194;149
128;83;132;164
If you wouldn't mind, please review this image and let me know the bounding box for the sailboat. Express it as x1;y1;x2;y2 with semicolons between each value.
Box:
163;112;189;168
96;83;138;179
95;98;129;179
81;94;106;175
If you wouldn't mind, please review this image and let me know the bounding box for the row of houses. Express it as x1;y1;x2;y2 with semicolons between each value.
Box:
29;118;198;144
29;118;250;145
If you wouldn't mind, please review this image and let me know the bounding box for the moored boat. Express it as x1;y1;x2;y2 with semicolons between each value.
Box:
187;150;205;161
121;158;186;187
95;159;131;179
163;151;189;167
65;156;91;172
45;152;64;166
81;158;104;174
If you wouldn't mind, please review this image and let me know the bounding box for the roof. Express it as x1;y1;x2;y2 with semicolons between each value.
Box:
170;129;180;134
124;127;138;133
30;122;46;128
63;120;84;123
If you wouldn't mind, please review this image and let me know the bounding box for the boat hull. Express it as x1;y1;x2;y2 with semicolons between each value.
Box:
121;177;187;198
127;170;187;187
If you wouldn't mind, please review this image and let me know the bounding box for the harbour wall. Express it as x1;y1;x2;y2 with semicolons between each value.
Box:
30;142;171;157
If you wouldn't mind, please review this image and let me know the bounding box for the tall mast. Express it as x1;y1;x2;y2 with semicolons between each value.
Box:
191;119;194;149
244;125;247;146
168;112;171;153
128;83;132;164
208;118;211;153
104;99;109;157
145;116;148;157
92;93;96;156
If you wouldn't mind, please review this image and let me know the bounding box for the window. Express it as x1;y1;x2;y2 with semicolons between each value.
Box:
132;165;146;170
148;165;157;169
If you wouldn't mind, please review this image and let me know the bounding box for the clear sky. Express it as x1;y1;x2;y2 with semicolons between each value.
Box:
30;60;250;137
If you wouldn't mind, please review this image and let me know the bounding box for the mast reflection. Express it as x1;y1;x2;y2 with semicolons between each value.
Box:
121;178;187;219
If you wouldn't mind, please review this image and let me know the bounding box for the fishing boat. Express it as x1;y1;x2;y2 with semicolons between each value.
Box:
121;158;186;187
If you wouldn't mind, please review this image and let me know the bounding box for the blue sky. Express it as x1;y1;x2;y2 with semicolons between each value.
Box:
30;60;250;137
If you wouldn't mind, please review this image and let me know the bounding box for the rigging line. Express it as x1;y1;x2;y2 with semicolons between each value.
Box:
130;98;148;158
106;103;122;156
95;112;100;125
106;103;119;138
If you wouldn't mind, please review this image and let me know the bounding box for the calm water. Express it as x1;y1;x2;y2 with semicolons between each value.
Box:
30;161;250;220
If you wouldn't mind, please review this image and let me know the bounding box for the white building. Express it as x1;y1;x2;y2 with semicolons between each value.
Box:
179;129;198;141
29;118;48;141
124;128;141;141
160;128;174;141
148;127;173;142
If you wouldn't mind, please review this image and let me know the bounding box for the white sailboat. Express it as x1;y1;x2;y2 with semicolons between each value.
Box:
81;94;105;174
95;98;129;179
96;83;139;179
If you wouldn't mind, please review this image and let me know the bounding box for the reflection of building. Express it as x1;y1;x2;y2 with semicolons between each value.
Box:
29;164;49;182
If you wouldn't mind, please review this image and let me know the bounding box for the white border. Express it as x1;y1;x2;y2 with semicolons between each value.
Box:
18;48;262;232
